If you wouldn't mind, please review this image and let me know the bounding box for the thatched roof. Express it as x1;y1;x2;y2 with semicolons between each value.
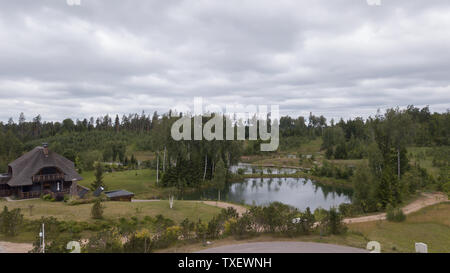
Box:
0;174;10;185
7;146;83;187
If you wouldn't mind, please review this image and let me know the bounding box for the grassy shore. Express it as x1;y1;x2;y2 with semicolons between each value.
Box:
348;202;450;253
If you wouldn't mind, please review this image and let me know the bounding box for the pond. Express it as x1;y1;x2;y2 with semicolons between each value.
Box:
182;177;352;211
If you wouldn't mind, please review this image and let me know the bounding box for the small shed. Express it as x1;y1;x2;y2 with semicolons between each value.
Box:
104;190;134;202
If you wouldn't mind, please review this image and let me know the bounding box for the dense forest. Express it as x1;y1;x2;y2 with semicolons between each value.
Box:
0;105;449;212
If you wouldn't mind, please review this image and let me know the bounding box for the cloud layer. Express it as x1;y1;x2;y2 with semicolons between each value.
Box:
1;0;449;122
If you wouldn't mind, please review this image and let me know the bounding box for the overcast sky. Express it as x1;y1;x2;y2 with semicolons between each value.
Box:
1;0;449;123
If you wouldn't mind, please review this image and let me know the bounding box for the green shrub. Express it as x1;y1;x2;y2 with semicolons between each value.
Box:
42;194;54;201
0;206;23;236
63;195;70;202
338;203;362;217
320;207;347;235
386;205;406;222
442;182;450;198
67;196;106;206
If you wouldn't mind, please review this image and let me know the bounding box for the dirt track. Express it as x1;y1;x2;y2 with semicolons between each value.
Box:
344;192;448;224
0;241;32;253
195;201;248;215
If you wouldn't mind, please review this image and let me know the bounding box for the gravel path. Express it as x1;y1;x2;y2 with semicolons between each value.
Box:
196;241;368;253
0;241;32;253
344;192;447;224
194;201;248;215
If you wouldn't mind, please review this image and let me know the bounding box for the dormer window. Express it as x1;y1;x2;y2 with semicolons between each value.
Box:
42;143;49;157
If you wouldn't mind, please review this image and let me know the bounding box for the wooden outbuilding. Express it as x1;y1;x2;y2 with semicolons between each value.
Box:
104;190;134;202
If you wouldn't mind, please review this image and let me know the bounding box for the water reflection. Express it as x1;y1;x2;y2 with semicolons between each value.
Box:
182;177;352;211
229;163;299;175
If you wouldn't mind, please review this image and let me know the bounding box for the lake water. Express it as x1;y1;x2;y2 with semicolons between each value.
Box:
182;177;352;211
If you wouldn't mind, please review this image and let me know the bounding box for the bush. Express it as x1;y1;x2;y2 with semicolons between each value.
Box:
68;196;106;206
320;207;347;235
338;203;362;217
386;205;406;222
83;228;123;253
63;195;70;202
228;213;254;239
164;226;182;243
0;206;23;236
123;229;153;253
41;194;55;202
442;182;450;198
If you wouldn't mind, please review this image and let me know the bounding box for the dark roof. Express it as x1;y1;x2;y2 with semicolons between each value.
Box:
7;146;83;187
104;190;134;198
93;186;105;197
77;184;90;198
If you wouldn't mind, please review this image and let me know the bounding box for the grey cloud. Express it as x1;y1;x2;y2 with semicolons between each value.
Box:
0;0;449;122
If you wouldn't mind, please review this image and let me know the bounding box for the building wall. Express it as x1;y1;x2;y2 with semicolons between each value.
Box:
0;184;11;197
110;195;133;202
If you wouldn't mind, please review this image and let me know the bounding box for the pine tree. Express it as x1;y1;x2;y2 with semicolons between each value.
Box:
377;168;394;209
130;154;137;169
75;156;82;174
90;163;105;191
91;199;104;219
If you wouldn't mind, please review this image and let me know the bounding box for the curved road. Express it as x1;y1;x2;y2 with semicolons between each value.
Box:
196;242;368;253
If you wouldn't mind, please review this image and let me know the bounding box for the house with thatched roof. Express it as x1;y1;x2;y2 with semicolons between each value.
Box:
0;144;83;199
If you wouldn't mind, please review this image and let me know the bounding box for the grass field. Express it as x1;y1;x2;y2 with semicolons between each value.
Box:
249;138;324;168
407;146;443;177
0;199;222;224
132;150;156;161
78;169;171;199
0;199;223;244
348;202;450;253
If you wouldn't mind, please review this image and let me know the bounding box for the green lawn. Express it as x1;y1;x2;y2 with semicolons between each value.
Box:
1;199;222;224
132;150;156;161
349;202;450;253
0;199;223;244
78;169;170;199
407;146;444;177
